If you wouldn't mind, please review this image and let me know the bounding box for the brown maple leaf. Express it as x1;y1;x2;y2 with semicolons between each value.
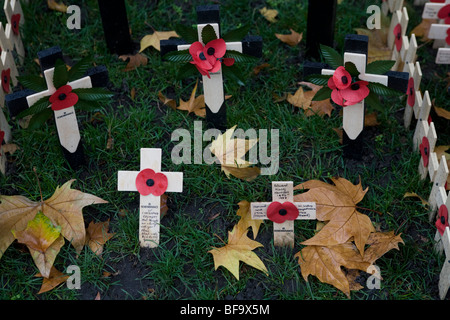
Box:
177;80;206;118
139;30;179;52
287;82;334;117
363;231;404;264
236;200;263;239
35;266;69;294
294;177;374;255
118;53;148;72
85;220;115;256
275;29;303;46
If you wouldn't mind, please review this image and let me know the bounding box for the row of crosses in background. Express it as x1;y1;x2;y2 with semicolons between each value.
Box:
6;46;109;170
422;0;450;64
160;5;262;131
0;0;25;175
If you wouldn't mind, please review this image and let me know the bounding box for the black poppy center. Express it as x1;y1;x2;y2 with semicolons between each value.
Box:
441;215;446;225
351;83;360;90
58;93;67;101
424;147;428;156
13;21;17;29
397;32;401;40
207;47;215;55
341;76;348;85
146;179;155;187
279;209;287;216
199;52;207;61
409;87;413;95
3;76;7;83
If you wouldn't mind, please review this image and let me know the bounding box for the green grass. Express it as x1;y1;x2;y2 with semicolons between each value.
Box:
0;0;449;300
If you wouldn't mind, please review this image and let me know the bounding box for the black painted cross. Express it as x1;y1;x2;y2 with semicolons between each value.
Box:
160;5;262;130
97;0;136;55
6;46;109;169
304;34;409;160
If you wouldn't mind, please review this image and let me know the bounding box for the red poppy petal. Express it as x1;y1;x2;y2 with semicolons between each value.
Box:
327;76;337;90
331;89;344;106
0;130;4;156
152;172;168;196
205;39;226;58
49;85;72;103
267;202;285;223
189;42;204;56
407;78;415;107
333;66;352;90
436;204;449;236
446;35;450;46
11;14;20;35
210;60;222;73
222;58;235;66
393;24;402;52
437;4;450;20
340;81;370;104
135;169;157;196
420;137;430;168
282;202;299;221
1;69;10;93
191;62;211;78
51;92;78;111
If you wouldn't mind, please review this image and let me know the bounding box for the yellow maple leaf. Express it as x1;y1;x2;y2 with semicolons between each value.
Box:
139;31;179;52
236;200;263;239
259;7;278;23
275;29;303;46
177;80;206;118
208;223;268;280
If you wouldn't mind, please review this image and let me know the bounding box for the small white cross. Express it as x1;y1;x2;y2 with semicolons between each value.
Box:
117;148;183;248
402;61;422;128
388;7;410;69
250;181;316;248
0;48;18;108
322;52;390;140
3;0;24;64
176;23;244;114
429;156;449;217
24;67;93;153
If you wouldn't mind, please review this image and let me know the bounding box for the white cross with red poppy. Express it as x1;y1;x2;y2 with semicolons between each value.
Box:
429;155;449;217
24;67;93;153
176;24;243;115
388;7;411;69
250;181;316;248
423;0;450;63
3;0;25;64
403;61;422;128
433;189;450;299
117;148;183;248
322;52;393;140
0;47;18;108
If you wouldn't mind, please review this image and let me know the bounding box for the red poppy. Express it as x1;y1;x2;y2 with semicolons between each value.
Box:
340;81;370;106
266;201;299;224
436;204;449;236
330;66;352;90
0;130;4;156
393;23;402;52
49;85;78;111
446;28;450;46
189;39;234;78
437;4;450;24
11;14;20;36
1;68;10;93
406;77;415;107
135;168;168;196
419;136;430;168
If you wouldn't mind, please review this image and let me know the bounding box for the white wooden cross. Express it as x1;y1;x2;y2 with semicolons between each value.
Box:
387;7;411;70
422;0;450;64
413;118;438;181
382;0;404;15
176;24;243;115
117;148;183;248
0;48;18;108
403;61;422;128
250;181;316;248
3;0;25;64
429;156;449;218
321;52;391;140
24;67;93;154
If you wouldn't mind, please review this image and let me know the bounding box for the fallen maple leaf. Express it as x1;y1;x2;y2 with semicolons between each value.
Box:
177;80;206;118
85;220;115;256
158;91;177;110
0;179;107;260
434;105;450;120
411;19;437;42
118;53;148;71
295;242;371;298
236;200;263;239
294;177;374;255
363;231;404;264
47;0;68;12
259;7;278;23
275;29;303;46
209;125;260;181
35;266;69;294
139;30;179;52
287;82;334;117
12;212;64;278
208;223;268;280
403;192;429;206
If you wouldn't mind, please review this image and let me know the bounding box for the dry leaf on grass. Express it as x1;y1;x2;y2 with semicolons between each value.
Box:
287;82;334;117
118;53;148;71
259;7;278;23
208;222;268;280
85;220;115;256
275;29;303;46
47;0;68;12
177;80;206;118
35;266;69;294
435;145;450;190
236;200;263;239
139;31;179;52
411;19;437;42
434;105;450;120
158;92;177;110
403;192;429;206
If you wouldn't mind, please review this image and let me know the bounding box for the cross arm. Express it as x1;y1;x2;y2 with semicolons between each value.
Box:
37;46;63;73
386;70;409;93
118;171;183;193
6;88;35;117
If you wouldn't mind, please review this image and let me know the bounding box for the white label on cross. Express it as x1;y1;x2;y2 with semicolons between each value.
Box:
250;181;316;247
117;148;183;248
422;0;450;20
322;52;388;140
436;48;450;64
176;23;243;114
25;68;93;153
